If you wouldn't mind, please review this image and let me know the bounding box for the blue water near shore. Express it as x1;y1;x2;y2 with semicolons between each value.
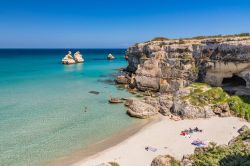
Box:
0;49;137;166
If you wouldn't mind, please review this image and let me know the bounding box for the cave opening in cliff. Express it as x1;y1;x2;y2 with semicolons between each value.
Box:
222;75;246;87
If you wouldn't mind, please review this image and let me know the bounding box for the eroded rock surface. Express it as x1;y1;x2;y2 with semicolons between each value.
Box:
125;37;250;92
115;75;130;84
127;99;158;118
74;51;84;63
62;51;84;64
151;155;180;166
171;84;232;119
62;51;76;64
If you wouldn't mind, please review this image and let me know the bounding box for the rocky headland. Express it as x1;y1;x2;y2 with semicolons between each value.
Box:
116;35;250;120
77;34;250;166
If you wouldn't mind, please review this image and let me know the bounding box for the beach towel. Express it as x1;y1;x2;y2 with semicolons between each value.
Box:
191;139;207;147
145;146;157;152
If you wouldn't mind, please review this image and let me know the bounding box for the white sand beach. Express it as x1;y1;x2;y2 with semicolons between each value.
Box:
73;116;250;166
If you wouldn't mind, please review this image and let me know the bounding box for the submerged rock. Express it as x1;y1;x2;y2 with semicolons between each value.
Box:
88;91;100;95
62;51;76;64
116;75;130;84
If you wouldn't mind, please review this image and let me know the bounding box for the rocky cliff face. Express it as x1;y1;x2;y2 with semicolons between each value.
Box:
125;37;250;92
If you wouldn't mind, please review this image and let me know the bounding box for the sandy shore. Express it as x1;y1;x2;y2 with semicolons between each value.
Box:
45;119;154;166
73;116;249;166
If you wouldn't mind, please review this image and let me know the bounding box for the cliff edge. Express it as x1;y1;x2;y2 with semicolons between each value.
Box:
125;36;250;93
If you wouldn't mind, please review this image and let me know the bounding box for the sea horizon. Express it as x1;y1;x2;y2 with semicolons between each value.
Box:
1;0;250;165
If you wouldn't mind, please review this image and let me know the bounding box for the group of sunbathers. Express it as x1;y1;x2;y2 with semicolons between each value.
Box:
180;127;202;136
144;127;206;152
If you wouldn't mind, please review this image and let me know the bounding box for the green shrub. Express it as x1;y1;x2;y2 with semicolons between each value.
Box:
183;83;250;121
191;66;199;74
182;53;192;60
151;37;169;41
108;161;119;166
228;96;250;121
183;84;229;107
179;39;185;44
190;130;250;166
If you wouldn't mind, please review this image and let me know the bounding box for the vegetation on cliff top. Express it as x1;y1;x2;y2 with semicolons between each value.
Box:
151;37;170;41
189;130;250;166
151;33;250;42
183;83;250;121
183;83;229;107
228;96;250;121
181;32;250;40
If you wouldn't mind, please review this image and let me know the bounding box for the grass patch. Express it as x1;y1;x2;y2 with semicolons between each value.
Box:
183;83;250;121
228;96;250;121
180;33;250;40
150;33;250;42
183;84;229;107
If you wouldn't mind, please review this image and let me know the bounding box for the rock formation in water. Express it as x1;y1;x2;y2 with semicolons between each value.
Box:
62;51;84;64
107;53;115;60
74;51;84;63
62;51;76;64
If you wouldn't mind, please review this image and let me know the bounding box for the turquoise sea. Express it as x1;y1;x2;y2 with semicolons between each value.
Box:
0;49;138;166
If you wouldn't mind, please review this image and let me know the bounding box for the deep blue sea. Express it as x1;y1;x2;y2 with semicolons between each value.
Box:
0;49;138;166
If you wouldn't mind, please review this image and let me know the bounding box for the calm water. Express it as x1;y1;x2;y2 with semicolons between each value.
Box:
0;49;137;166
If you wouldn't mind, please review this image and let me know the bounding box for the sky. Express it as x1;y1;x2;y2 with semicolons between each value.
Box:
0;0;250;48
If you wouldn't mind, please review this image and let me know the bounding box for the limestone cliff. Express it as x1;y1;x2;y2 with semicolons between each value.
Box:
125;36;250;92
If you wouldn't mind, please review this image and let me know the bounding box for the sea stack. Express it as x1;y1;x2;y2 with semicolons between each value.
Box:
61;51;76;64
107;53;115;60
74;51;84;63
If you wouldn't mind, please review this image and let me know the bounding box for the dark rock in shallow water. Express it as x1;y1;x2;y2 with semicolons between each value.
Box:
97;79;115;85
89;91;100;95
